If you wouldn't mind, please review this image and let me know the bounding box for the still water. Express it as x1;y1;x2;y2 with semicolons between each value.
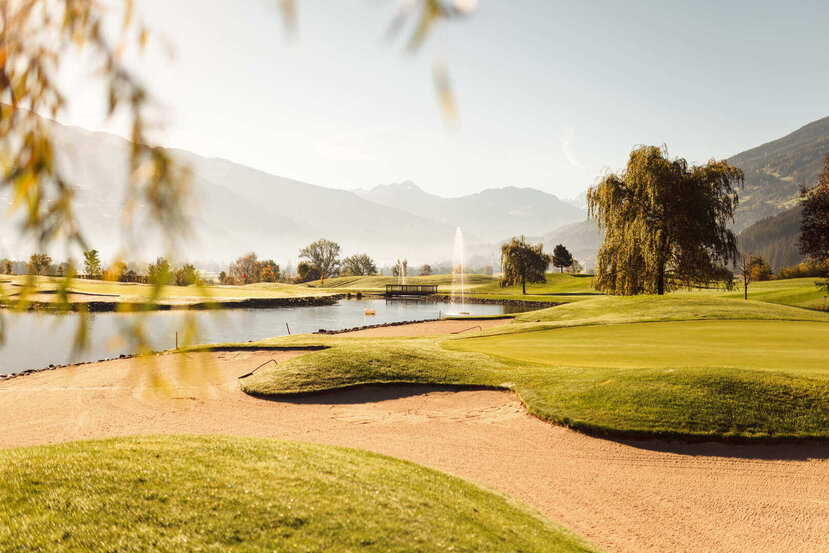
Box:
0;299;525;374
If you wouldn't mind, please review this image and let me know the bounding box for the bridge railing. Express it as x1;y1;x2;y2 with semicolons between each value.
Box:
384;284;438;295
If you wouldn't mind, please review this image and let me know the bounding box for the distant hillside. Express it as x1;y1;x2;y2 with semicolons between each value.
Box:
1;120;589;265
355;181;584;243
729;116;829;230
533;116;829;267
738;206;803;270
0;122;460;264
541;219;601;270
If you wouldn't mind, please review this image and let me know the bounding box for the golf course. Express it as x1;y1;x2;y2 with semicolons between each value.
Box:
4;3;829;551
2;275;827;553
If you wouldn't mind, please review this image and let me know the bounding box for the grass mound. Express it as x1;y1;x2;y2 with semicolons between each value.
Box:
513;295;829;326
241;317;829;440
0;435;599;553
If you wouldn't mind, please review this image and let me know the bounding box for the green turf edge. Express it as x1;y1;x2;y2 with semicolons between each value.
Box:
0;435;603;553
237;326;829;442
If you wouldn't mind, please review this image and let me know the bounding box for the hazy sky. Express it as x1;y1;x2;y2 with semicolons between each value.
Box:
60;0;829;199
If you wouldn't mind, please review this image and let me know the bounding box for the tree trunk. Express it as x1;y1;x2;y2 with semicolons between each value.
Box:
522;276;526;295
656;264;665;295
744;274;748;300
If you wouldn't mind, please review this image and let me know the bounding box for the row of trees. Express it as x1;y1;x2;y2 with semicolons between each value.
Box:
1;250;200;287
498;238;580;294
219;241;380;286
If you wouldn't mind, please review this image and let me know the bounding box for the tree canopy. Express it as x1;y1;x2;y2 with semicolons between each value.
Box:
26;253;52;276
299;239;341;279
295;262;322;284
499;237;551;294
588;145;743;295
552;244;574;273
229;253;262;285
341;254;378;277
799;154;829;291
83;250;102;279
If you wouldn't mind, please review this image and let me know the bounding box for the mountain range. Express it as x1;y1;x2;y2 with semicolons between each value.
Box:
2;115;826;269
0;120;583;266
354;182;583;243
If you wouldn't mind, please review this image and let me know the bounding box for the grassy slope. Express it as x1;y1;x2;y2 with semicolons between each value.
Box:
302;273;601;304
512;295;829;327
242;297;829;440
716;277;828;309
304;273;827;307
0;435;599;553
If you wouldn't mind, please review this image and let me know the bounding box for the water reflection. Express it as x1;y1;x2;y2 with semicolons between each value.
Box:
0;299;525;374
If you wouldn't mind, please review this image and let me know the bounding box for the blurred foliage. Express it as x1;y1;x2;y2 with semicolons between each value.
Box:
0;0;200;377
0;0;474;374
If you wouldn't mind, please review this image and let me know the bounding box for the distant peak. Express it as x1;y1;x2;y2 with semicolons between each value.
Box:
382;181;422;191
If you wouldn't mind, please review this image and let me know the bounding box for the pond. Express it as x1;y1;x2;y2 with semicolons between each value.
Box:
0;298;527;374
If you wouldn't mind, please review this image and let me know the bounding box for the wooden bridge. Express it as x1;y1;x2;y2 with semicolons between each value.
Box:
384;284;438;297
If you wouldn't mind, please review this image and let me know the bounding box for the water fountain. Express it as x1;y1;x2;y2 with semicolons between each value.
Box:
397;258;407;285
450;227;469;315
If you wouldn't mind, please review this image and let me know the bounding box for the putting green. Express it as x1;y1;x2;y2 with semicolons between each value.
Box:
451;320;829;374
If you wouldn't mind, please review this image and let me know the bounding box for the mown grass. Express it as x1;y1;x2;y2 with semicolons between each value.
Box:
716;277;828;309
241;297;829;440
0;435;600;553
302;273;600;304
453;320;829;373
512;295;829;327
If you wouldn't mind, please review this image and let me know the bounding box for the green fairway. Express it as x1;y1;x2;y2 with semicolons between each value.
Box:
304;272;601;304
0;435;599;553
513;295;829;327
716;277;828;309
449;320;829;372
241;294;829;439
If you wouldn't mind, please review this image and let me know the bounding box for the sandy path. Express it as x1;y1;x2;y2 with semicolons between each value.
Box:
1;350;827;553
339;317;512;337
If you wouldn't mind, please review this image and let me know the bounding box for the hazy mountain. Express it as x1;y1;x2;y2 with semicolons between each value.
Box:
542;220;601;270
1;122;463;264
354;181;584;243
4;121;589;266
738;206;803;270
729;116;829;230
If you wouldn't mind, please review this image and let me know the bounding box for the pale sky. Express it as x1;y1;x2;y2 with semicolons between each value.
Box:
60;0;829;200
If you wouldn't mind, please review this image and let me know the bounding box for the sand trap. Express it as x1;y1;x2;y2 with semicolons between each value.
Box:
1;350;827;553
339;317;512;337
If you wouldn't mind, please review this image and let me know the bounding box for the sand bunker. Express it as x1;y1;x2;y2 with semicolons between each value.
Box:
1;347;826;553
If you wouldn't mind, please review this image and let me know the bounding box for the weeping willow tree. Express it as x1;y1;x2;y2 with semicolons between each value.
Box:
499;236;551;294
799;154;829;292
587;145;743;295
